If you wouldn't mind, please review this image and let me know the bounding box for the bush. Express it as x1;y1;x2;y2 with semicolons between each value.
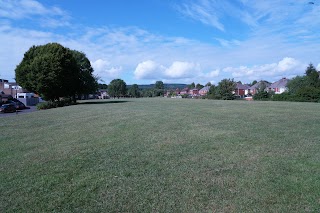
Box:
272;88;320;102
36;99;74;110
296;87;320;102
253;91;271;101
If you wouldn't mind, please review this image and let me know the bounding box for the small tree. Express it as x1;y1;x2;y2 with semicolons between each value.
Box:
154;81;164;96
207;85;217;99
128;84;140;98
196;83;204;90
217;79;236;100
108;79;127;98
205;82;212;87
188;82;195;89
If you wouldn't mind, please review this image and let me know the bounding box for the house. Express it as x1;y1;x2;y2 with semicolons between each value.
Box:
180;87;189;95
247;81;271;95
189;88;199;96
0;79;25;98
199;86;211;96
234;83;250;97
267;78;290;94
98;89;109;99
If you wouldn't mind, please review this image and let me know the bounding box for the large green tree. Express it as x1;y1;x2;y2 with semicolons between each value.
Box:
15;43;97;101
71;50;98;98
108;79;127;98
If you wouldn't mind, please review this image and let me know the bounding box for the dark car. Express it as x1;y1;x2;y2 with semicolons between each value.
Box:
6;100;28;110
0;104;17;113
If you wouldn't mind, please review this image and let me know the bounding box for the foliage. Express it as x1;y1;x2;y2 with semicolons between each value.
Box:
154;81;164;89
206;85;218;99
216;79;236;100
276;64;320;102
253;91;272;100
99;83;108;89
251;80;258;86
153;81;165;96
205;82;212;86
15;43;97;102
287;76;309;94
108;79;127;98
188;82;195;89
128;84;140;98
71;50;99;97
36;98;74;110
196;83;204;90
15;43;78;101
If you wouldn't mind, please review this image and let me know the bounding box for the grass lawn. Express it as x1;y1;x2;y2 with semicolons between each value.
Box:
1;98;320;212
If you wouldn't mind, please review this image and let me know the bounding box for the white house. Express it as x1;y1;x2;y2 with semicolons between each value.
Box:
267;78;290;94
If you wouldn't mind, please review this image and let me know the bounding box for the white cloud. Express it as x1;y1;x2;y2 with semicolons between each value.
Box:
91;59;122;80
177;1;225;31
134;60;164;80
165;61;199;79
224;57;305;82
0;0;70;27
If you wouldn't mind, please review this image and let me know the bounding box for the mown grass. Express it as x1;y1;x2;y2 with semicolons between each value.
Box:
1;98;320;212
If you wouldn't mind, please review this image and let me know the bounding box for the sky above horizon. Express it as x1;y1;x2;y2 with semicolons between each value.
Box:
0;0;320;85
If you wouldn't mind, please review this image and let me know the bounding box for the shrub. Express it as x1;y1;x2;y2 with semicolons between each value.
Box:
36;99;74;110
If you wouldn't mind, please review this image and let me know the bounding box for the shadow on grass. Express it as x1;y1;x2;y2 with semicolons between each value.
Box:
78;100;130;105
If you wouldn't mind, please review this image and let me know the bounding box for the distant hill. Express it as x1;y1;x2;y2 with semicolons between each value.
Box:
127;84;187;90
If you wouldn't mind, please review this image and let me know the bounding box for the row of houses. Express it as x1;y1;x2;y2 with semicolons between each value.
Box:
0;79;39;105
165;77;290;98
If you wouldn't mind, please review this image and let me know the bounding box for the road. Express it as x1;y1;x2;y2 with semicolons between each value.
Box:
0;106;37;118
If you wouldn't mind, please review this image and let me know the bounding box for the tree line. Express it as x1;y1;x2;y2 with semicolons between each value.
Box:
15;43;320;103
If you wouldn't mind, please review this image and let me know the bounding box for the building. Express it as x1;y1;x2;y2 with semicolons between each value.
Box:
0;79;25;98
247;81;271;95
180;87;189;95
267;78;290;94
234;83;250;97
189;88;199;96
199;86;211;96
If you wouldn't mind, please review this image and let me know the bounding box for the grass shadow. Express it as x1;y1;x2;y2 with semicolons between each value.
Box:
78;100;130;105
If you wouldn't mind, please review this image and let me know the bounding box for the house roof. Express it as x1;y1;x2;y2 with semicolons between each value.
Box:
249;81;271;90
199;86;211;92
181;87;189;92
236;83;250;90
268;78;290;89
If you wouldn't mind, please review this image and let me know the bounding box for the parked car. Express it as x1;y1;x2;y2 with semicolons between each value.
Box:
0;104;17;113
6;100;28;110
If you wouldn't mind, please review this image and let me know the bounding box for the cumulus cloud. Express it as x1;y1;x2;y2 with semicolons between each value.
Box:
92;59;122;80
134;60;165;80
134;61;201;80
165;61;199;79
224;57;305;82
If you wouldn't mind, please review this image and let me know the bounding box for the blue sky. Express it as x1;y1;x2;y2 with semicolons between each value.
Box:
0;0;320;85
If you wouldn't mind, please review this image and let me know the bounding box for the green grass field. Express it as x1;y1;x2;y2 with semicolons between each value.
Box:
1;98;320;212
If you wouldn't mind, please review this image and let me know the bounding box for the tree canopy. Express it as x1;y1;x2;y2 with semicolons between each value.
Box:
108;79;127;98
128;84;140;98
15;43;98;101
217;79;236;100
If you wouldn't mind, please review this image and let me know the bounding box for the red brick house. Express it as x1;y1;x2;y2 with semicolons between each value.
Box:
234;83;250;97
189;88;199;96
180;87;189;95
